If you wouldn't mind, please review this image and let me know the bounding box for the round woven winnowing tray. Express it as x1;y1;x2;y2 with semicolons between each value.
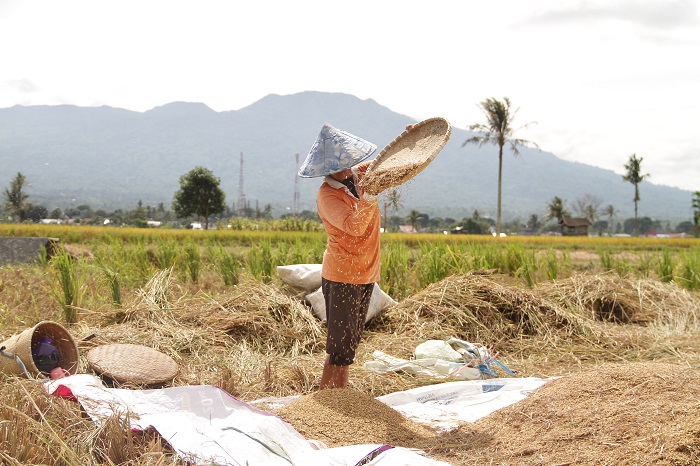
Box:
87;343;178;385
359;117;451;195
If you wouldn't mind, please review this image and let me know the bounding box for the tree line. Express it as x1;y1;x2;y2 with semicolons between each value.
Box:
2;167;698;237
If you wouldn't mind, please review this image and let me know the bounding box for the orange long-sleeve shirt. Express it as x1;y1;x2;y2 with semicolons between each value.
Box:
317;162;381;284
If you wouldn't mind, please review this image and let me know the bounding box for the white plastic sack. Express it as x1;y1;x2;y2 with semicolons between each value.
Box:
414;340;464;363
276;264;322;291
305;284;397;323
363;350;483;380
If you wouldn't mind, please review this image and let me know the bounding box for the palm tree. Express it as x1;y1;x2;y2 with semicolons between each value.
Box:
622;154;650;236
527;214;542;233
463;97;538;235
603;204;618;236
382;188;403;232
406;210;421;233
692;191;700;238
546;196;570;224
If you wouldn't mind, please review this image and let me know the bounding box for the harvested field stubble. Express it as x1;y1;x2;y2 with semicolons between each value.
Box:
2;256;700;465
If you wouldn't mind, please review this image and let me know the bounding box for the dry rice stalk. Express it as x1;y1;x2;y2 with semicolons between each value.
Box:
178;281;324;356
0;378;94;464
539;272;700;328
378;273;592;344
134;267;176;311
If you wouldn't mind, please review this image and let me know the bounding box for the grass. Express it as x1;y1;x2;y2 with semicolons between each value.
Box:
47;249;85;324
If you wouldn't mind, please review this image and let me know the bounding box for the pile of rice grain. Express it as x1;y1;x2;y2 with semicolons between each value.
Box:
277;388;436;448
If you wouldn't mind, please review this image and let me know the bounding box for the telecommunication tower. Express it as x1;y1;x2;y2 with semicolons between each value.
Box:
293;153;300;214
237;152;246;215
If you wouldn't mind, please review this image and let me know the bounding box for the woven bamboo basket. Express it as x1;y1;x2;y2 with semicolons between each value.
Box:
87;343;178;386
359;117;451;195
0;321;79;378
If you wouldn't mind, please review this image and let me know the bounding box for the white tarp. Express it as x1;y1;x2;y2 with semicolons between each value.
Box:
44;375;449;466
377;377;552;431
256;377;553;432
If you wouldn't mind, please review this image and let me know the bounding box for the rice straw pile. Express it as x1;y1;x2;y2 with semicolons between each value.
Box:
375;272;593;344
538;272;660;324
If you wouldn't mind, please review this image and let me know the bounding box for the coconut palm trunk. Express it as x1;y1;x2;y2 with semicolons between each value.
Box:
463;97;538;236
497;144;503;235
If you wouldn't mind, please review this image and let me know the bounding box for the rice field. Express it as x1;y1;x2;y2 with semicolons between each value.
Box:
1;223;699;465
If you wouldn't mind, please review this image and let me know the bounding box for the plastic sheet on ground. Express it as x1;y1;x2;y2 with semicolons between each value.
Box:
377;377;553;431
255;377;553;432
44;374;449;466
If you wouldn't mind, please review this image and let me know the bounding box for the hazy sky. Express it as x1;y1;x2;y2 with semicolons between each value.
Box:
1;0;699;192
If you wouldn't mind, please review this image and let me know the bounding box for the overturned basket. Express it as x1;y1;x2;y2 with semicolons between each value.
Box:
359;117;451;195
87;343;178;386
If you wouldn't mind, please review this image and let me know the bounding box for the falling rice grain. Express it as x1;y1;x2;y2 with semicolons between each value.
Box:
361;162;423;195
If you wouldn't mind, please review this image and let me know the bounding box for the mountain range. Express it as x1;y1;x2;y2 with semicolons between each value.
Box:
0;91;694;223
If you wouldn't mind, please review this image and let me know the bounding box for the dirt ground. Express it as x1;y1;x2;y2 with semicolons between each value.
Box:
276;361;700;466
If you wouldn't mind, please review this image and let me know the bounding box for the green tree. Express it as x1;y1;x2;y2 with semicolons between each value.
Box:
463;97;538;235
406;210;421;233
452;218;487;234
131;200;147;226
675;221;694;235
622;153;650;236
25;203;49;222
623;216;655;236
382;188;403;232
692;191;700;238
3;172;30;222
526;214;542;233
546;196;570;224
172;167;227;230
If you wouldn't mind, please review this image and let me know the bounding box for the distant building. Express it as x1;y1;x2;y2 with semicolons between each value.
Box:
559;217;591;236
